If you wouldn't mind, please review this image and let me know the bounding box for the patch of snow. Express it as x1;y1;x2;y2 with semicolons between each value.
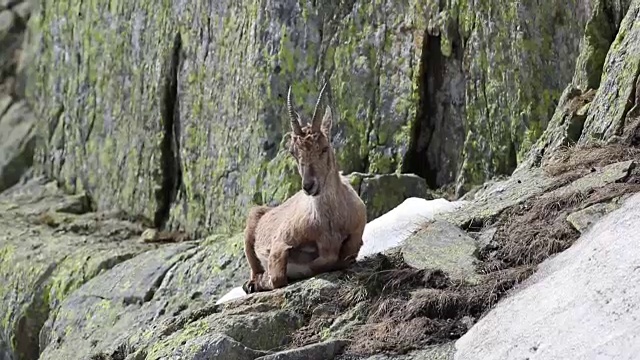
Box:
357;197;468;260
215;286;247;305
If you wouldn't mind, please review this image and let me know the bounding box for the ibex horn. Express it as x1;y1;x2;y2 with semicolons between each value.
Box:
311;81;328;132
287;86;303;135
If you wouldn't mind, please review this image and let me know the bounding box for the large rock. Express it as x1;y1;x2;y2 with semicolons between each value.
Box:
0;179;249;360
38;234;248;360
454;192;640;360
132;277;338;360
28;0;593;236
348;172;433;221
0;0;37;194
519;0;638;170
0;179;153;360
401;220;479;284
0;97;35;193
566;200;621;233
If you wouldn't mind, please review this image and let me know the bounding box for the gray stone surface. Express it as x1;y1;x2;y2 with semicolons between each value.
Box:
519;0;638;170
454;192;640;360
354;343;455;360
441;159;636;228
566;200;622;233
401;220;479;284
38;239;249;360
579;0;640;143
0;98;35;193
28;0;593;236
257;340;348;360
0;0;35;193
165;333;269;360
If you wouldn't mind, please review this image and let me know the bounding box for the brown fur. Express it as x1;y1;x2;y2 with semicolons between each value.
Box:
243;84;367;293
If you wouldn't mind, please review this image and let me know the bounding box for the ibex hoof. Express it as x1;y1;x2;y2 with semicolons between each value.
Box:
243;280;258;294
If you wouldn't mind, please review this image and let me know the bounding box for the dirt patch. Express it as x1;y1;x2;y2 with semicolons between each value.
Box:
289;253;533;356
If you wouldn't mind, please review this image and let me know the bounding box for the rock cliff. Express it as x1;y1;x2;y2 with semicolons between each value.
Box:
27;0;594;235
0;0;639;359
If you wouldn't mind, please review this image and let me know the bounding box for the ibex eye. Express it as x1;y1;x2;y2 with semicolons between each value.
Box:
321;147;329;154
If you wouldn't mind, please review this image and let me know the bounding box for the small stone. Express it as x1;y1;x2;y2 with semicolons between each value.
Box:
140;228;158;243
0;10;13;40
566;201;621;234
255;339;349;360
12;1;31;20
476;227;498;250
54;193;92;214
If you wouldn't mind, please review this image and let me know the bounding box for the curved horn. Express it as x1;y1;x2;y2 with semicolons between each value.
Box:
287;86;303;135
311;81;328;132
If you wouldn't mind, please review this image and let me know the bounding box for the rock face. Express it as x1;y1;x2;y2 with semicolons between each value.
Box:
0;0;638;359
0;179;248;360
0;150;632;360
27;0;593;236
519;0;638;170
454;192;640;360
0;0;36;193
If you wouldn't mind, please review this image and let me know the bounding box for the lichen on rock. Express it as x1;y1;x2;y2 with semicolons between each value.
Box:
27;0;597;236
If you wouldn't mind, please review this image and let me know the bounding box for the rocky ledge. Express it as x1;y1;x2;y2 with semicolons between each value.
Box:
1;143;638;360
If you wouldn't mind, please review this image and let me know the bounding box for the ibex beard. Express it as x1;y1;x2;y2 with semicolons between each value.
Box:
242;82;367;293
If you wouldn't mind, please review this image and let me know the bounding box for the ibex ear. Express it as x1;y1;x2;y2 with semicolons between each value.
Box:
321;105;332;137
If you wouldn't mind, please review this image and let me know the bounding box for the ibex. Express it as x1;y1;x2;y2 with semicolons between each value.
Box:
243;82;367;293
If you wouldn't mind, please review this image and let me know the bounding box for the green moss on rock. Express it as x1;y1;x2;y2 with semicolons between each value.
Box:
518;0;637;170
455;0;590;194
0;183;153;360
28;0;596;235
579;0;640;142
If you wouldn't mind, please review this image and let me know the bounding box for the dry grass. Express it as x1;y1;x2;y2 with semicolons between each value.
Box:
481;181;640;272
289;143;640;357
290;174;640;356
289;253;534;355
544;143;640;177
346;265;533;355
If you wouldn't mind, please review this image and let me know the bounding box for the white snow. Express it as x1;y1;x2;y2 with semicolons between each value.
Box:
357;197;467;260
215;286;248;305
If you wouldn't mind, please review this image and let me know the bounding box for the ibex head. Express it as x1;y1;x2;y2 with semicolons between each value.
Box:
286;82;336;197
